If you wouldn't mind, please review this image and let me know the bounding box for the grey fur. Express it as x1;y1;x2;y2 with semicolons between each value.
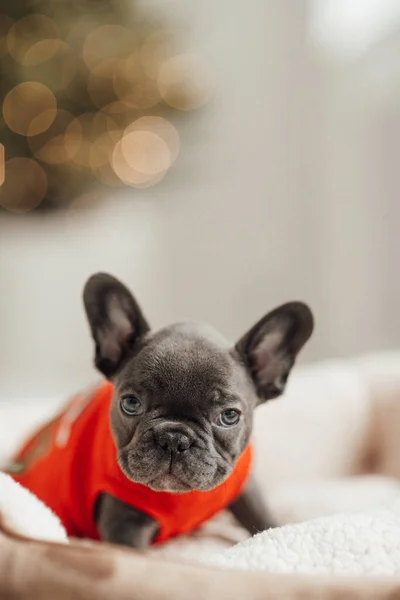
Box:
83;273;314;547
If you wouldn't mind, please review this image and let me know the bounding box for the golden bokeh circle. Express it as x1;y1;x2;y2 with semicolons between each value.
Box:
3;82;57;136
111;116;179;187
19;42;77;92
112;139;166;188
28;109;82;164
70;138;92;170
0;14;14;58
124;116;180;164
7;14;59;65
157;53;214;111
27;108;57;137
0;157;47;212
120;130;171;175
113;55;142;102
83;25;135;69
69;113;95;168
45;42;76;91
113;56;160;110
94;159;123;187
69;112;120;170
90;130;120;169
139;30;176;80
23;38;65;67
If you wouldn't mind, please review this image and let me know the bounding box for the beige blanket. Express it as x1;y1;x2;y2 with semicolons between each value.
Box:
1;525;400;599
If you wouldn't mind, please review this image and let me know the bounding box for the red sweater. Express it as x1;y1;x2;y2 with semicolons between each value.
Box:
6;382;252;543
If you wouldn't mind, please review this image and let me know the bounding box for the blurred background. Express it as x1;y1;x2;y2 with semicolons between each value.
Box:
1;0;400;399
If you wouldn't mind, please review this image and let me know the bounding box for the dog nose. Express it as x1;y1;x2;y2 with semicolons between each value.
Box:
155;430;192;455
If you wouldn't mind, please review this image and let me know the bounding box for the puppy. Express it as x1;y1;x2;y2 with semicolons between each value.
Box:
7;273;313;548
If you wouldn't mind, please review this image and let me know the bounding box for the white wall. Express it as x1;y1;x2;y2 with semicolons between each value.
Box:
0;200;170;397
153;0;328;349
319;32;400;356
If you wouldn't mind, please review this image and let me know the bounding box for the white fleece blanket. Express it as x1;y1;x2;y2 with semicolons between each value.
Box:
208;501;400;576
0;472;67;543
1;469;400;577
2;352;400;576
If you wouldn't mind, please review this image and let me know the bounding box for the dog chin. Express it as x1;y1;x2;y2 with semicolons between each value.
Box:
146;475;193;494
120;460;198;492
119;451;228;493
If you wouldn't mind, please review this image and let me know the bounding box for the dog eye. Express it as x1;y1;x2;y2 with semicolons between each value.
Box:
120;395;142;416
216;409;240;428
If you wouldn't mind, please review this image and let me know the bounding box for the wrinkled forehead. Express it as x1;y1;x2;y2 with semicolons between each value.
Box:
127;322;242;391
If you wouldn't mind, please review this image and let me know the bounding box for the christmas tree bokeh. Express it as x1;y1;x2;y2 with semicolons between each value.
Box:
0;0;212;212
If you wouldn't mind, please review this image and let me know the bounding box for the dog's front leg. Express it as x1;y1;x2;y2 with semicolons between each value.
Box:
229;474;276;536
96;493;160;548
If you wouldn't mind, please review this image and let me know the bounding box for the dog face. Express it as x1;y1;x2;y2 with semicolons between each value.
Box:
83;273;314;493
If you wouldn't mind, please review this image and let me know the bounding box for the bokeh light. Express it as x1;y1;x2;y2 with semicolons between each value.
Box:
0;3;213;211
113;55;160;110
139;30;176;80
124;116;180;164
0;14;14;58
111;116;180;188
23;39;68;68
28;110;82;164
83;25;135;69
122;130;171;175
90;131;117;168
112;139;167;188
70;111;119;170
21;41;77;92
0;158;47;212
158;54;214;111
3;82;57;136
7;14;59;65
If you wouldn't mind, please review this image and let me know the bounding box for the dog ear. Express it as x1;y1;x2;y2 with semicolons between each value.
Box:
236;302;314;402
83;273;150;379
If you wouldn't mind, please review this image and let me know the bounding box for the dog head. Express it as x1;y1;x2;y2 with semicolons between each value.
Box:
83;273;313;493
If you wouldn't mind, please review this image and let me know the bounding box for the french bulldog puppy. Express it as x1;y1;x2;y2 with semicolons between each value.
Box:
83;273;314;547
7;272;313;547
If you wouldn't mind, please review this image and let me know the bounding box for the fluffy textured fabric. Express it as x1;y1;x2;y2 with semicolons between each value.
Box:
2;527;400;600
208;499;400;576
0;472;67;543
2;465;400;578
